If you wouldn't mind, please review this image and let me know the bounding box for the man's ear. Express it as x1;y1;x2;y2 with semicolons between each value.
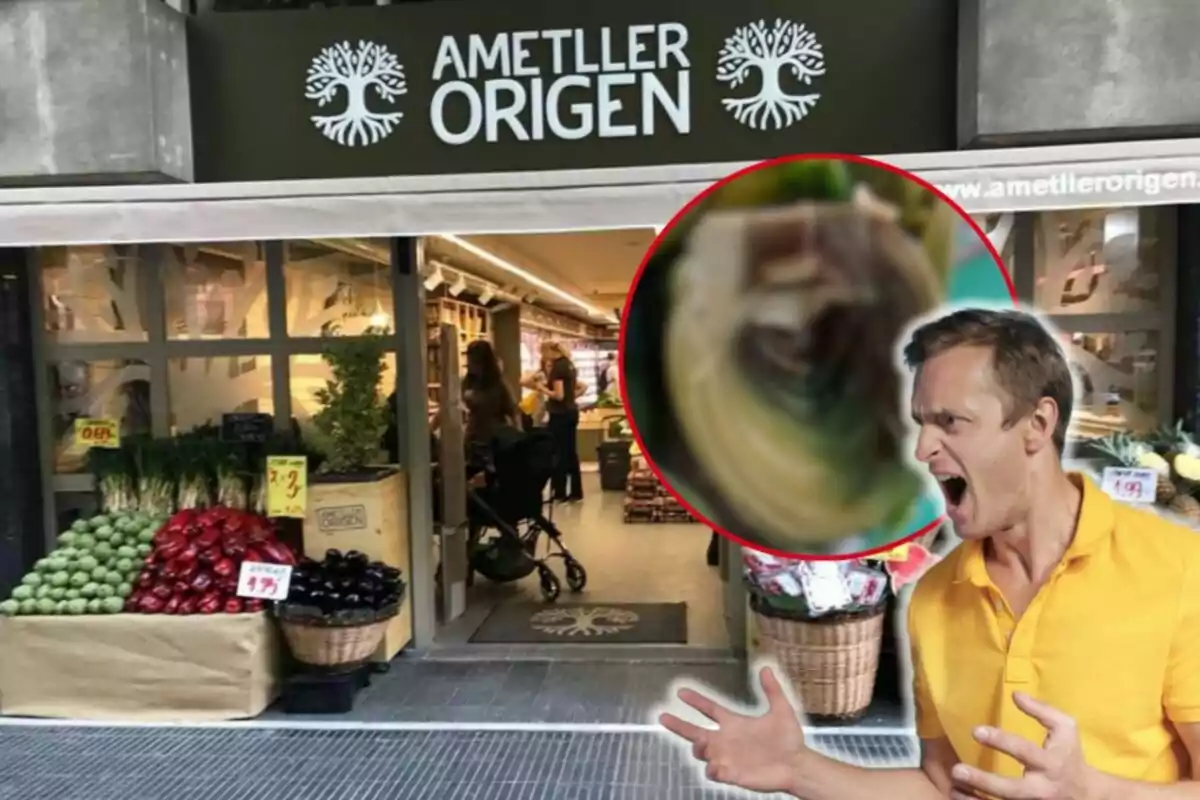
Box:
1025;397;1059;454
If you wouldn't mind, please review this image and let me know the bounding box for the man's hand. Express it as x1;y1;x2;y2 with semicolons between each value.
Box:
950;692;1098;800
659;666;807;794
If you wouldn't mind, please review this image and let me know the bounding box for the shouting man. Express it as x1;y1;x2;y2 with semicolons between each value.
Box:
661;308;1200;799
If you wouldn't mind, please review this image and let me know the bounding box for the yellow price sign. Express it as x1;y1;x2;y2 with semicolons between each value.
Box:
266;456;308;518
74;418;120;449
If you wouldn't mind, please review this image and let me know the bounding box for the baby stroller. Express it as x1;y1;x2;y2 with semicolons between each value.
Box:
468;426;588;602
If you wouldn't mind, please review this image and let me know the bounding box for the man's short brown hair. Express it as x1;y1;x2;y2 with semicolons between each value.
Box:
902;308;1074;452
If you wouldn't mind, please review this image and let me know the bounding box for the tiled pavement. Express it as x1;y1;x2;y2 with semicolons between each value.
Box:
259;658;910;728
0;660;915;799
0;727;918;800
263;659;749;724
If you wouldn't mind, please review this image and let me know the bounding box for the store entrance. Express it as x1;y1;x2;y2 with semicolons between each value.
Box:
420;229;734;652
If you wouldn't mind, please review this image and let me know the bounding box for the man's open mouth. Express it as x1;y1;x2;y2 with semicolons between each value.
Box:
937;475;968;508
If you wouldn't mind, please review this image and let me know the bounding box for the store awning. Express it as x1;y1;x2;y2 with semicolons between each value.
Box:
1;138;1200;246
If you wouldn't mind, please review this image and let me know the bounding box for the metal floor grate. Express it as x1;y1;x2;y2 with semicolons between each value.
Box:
0;726;917;799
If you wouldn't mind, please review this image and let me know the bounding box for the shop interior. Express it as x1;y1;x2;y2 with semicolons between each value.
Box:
417;229;728;651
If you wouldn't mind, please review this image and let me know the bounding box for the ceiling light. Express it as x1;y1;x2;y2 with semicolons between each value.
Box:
423;264;445;292
436;234;617;323
448;273;467;297
478;286;495;304
368;306;392;329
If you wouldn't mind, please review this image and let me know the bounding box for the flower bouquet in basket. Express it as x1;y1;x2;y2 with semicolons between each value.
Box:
744;552;889;622
744;553;892;722
275;549;406;669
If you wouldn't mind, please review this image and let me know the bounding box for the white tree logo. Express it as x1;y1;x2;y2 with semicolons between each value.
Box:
530;606;639;637
717;19;827;131
305;40;407;147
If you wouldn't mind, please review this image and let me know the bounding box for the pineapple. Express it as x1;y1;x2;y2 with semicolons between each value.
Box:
1168;492;1200;526
1091;432;1175;504
1153;420;1200;486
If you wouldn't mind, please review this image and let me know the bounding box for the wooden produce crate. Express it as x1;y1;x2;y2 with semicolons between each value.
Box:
303;468;413;661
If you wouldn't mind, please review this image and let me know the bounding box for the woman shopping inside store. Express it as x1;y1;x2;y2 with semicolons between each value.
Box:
461;340;521;476
525;341;587;503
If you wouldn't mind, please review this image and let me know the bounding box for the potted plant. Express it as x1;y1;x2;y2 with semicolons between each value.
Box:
302;329;412;661
309;331;390;477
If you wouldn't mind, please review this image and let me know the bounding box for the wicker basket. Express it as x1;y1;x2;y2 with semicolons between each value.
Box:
279;618;391;668
753;605;885;721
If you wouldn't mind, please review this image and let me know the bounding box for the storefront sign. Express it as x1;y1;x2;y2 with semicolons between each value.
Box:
930;163;1200;213
266;456;308;518
188;0;954;182
73;418;120;450
427;25;691;146
316;504;368;533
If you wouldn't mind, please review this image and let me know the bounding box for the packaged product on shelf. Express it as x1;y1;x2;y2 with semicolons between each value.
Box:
622;497;658;524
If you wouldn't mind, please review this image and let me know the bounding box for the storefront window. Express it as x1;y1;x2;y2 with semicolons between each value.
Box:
39;246;148;343
163;242;269;340
289;353;397;424
1026;206;1174;441
1062;330;1160;437
1033;209;1165;315
168;355;274;434
284;240;393;337
49;359;152;473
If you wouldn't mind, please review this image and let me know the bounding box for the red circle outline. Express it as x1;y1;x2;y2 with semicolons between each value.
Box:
617;152;1018;561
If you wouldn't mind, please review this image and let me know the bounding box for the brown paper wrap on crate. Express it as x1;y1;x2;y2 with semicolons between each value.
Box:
753;605;884;721
0;612;281;721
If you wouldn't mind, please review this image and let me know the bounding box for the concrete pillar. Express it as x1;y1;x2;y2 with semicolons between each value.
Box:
960;0;1200;147
0;249;46;596
491;305;523;398
0;0;192;185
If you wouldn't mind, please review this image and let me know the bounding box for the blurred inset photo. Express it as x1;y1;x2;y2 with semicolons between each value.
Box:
621;155;1015;557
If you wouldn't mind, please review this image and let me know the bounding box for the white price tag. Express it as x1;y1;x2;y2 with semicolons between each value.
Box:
1100;467;1158;505
236;561;293;601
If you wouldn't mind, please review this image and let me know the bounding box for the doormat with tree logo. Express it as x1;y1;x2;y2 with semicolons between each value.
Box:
470;602;688;644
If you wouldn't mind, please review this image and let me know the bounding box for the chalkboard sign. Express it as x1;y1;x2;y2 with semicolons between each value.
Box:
221;413;274;443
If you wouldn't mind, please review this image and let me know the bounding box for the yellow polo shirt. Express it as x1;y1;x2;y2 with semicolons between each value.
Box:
908;474;1200;782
